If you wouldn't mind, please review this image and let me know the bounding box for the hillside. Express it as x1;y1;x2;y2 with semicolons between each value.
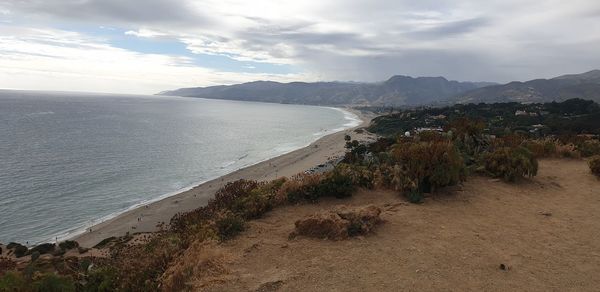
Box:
453;70;600;104
369;98;600;137
169;159;600;291
159;76;492;106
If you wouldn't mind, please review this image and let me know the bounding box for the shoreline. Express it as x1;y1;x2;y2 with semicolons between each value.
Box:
74;108;374;247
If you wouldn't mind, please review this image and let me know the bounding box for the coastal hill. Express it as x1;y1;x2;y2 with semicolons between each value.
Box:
180;159;600;291
161;70;600;107
159;76;494;106
451;70;600;104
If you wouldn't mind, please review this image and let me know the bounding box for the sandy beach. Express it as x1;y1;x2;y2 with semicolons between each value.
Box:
74;109;375;247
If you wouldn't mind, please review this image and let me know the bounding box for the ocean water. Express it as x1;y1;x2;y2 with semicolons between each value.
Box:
0;90;360;245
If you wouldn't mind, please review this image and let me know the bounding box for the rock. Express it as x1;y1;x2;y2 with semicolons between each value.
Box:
291;205;382;240
499;263;509;270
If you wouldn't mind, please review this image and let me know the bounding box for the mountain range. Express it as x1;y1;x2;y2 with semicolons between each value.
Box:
160;70;600;106
159;76;494;106
452;70;600;104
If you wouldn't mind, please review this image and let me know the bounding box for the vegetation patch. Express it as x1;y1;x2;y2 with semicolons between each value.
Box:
482;146;538;182
589;156;600;177
290;205;382;240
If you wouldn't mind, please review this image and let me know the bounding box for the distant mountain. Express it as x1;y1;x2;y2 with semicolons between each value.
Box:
159;76;493;106
452;70;600;104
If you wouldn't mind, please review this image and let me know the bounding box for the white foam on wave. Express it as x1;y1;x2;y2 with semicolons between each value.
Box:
312;108;362;138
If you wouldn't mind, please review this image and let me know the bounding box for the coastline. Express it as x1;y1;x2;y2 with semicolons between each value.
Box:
74;108;374;247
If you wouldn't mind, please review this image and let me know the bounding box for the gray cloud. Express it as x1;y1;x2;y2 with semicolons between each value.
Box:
407;17;489;39
2;0;209;24
2;0;600;85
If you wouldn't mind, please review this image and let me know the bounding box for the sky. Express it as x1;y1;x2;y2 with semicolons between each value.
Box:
0;0;599;94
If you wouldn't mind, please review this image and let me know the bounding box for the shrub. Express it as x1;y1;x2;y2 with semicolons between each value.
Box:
58;241;79;250
84;266;118;292
32;273;76;292
417;131;446;142
333;163;374;189
93;237;116;249
215;212;245;241
556;143;581;158
210;180;259;212
315;170;355;199
446;117;485;137
170;179;259;234
28;243;55;255
232;188;273;220
578;140;600;157
8;243;28;258
482;146;538;182
391;141;466;193
589;155;600;177
367;137;395;154
522;139;557;158
0;271;26;291
280;173;323;203
30;251;41;262
493;134;525;148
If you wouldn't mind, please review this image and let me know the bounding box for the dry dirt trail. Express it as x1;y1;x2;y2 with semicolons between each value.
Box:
183;159;600;291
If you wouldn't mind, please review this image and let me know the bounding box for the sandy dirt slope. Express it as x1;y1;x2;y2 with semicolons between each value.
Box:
189;159;600;291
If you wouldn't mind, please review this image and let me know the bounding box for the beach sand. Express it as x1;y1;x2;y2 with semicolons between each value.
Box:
74;110;376;248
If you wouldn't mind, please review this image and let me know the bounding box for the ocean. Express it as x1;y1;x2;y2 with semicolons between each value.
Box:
0;90;360;245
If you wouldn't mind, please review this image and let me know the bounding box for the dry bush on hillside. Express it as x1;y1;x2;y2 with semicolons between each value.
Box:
589;156;600;177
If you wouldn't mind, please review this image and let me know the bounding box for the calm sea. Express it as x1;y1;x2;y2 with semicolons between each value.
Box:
0;90;360;245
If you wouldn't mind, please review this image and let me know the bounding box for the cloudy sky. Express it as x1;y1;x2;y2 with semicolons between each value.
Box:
0;0;599;94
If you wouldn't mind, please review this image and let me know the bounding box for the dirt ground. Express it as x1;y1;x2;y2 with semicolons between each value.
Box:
178;159;600;292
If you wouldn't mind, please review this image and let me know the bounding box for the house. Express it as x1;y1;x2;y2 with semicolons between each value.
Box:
515;110;528;116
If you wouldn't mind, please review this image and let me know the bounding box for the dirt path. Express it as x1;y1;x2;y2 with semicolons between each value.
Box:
189;159;600;291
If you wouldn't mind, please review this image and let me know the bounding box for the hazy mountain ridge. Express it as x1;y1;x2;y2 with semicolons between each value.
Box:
452;70;600;104
159;76;492;106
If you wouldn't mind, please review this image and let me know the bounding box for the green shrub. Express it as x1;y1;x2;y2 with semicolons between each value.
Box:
216;212;245;241
58;240;79;250
84;266;118;292
334;163;374;189
391;141;466;193
28;243;55;256
281;174;323;203
8;243;28;258
0;271;27;291
93;237;116;249
578;140;600;157
522;139;557;158
316;170;355;199
446;117;485;137
482;146;538;182
232;188;273;220
417;131;446;142
30;251;41;262
32;273;76;292
589;155;600;177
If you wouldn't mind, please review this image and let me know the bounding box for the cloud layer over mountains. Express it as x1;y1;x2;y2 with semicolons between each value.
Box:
1;0;599;93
